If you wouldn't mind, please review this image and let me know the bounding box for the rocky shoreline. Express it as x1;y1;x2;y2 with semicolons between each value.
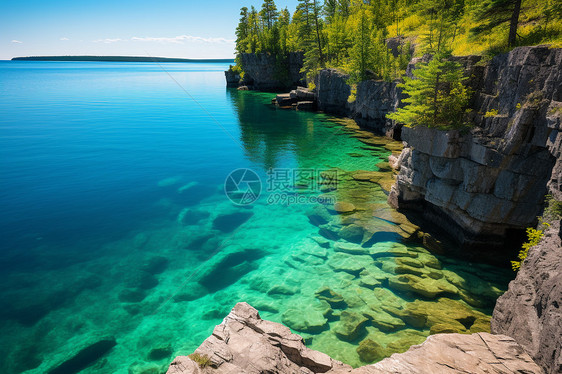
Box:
212;45;562;373
229;45;562;258
166;303;543;374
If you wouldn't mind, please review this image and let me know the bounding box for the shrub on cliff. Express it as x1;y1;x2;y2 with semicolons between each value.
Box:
386;52;471;129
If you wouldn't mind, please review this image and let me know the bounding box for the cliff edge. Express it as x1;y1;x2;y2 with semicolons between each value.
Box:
387;46;562;255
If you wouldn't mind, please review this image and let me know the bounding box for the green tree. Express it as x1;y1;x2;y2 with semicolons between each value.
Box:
387;52;470;128
421;0;465;53
247;6;261;52
235;7;250;55
260;0;279;29
472;0;522;48
325;13;351;64
348;8;374;82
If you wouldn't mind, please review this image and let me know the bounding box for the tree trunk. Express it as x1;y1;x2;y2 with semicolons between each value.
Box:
508;0;522;47
433;73;441;126
313;0;325;67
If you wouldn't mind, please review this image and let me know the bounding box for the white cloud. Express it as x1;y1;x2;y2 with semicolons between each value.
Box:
60;37;70;41
90;35;234;45
11;40;23;44
93;38;125;44
131;35;235;44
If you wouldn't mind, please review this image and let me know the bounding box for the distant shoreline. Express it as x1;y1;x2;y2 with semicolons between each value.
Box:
11;56;235;63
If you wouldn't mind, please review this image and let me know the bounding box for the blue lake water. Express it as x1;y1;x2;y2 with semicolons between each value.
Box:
0;61;512;373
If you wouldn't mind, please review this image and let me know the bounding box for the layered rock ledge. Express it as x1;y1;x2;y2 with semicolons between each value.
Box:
387;46;562;254
167;302;542;374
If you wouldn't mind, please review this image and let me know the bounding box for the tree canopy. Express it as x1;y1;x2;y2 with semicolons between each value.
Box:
233;0;562;85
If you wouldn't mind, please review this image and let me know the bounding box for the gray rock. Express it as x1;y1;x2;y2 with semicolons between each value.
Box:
492;219;562;374
237;52;305;91
316;69;351;116
388;46;562;254
297;101;316;111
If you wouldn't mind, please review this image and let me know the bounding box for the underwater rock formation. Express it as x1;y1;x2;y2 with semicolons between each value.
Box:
166;302;542;374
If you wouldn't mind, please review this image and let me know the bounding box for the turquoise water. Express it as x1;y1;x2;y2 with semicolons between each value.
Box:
0;61;512;373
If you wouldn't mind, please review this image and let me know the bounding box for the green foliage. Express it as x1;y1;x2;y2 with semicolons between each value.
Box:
420;0;465;54
544;194;562;220
386;52;471;129
484;109;498;117
188;353;211;368
511;218;549;271
472;0;522;47
232;0;562;86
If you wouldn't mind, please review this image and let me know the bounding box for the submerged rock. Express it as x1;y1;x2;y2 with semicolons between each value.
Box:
356;339;386;363
338;224;365;243
282;303;330;333
212;211;253;233
48;338;116;374
327;252;369;275
333;311;369;342
315;286;346;308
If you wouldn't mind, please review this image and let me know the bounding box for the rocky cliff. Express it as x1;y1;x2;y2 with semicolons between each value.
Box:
491;219;562;374
315;69;400;137
167;302;543;374
231;52;305;91
385;46;562;256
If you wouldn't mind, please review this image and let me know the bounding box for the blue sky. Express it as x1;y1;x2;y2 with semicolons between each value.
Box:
1;0;299;60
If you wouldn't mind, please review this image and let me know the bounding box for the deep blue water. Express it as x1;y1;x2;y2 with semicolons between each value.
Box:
0;61;511;374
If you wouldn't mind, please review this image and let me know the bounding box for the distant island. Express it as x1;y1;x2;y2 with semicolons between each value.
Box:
11;56;234;63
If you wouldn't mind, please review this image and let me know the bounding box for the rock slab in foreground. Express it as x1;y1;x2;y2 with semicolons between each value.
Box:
167;302;348;374
492;219;562;374
167;302;543;374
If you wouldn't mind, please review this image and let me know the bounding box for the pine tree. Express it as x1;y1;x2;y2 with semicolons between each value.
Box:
260;0;279;30
348;8;374;82
387;52;470;128
248;6;260;53
472;0;522;48
421;0;465;53
235;7;250;55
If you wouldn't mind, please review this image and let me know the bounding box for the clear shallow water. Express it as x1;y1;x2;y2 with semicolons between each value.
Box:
0;61;512;373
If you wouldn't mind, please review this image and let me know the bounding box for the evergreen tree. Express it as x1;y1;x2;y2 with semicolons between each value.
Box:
387;52;470;128
348;8;374;82
248;6;261;52
260;0;279;29
278;8;292;53
421;0;465;53
472;0;522;47
325;13;351;64
235;7;250;55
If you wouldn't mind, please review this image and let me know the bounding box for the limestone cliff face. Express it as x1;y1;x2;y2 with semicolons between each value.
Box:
491;219;562;374
315;69;400;137
316;68;351;116
387;46;562;254
236;52;305;91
